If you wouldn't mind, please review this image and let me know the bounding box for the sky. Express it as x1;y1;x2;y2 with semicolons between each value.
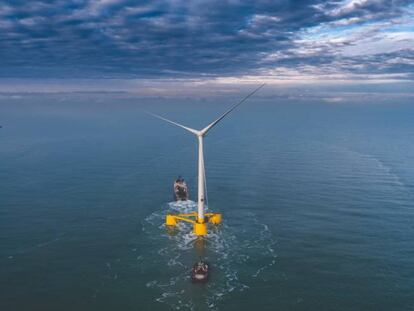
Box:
0;0;413;95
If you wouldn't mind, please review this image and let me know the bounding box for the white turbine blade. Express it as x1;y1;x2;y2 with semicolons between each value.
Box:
200;83;265;135
146;111;200;135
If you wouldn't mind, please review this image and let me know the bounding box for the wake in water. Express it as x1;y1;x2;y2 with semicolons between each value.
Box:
141;200;278;310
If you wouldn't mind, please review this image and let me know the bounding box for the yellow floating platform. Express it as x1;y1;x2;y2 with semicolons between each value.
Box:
165;212;222;236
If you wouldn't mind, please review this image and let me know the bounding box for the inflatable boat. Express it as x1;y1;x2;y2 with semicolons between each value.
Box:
191;260;209;283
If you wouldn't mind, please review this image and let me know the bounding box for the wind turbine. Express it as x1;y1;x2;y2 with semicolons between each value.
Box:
148;84;265;236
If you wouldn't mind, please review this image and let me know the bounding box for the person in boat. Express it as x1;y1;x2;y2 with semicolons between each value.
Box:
196;260;208;272
193;259;209;274
191;259;209;282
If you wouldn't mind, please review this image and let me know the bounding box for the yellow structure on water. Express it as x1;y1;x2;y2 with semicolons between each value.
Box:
166;212;222;236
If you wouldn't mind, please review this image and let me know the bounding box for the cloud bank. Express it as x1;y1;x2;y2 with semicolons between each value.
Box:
0;0;413;82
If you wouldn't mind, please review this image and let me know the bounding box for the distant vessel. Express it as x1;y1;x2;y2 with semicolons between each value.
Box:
191;260;209;282
173;176;189;201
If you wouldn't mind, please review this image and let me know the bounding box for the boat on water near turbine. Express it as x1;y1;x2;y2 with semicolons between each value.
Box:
173;176;189;201
191;260;209;283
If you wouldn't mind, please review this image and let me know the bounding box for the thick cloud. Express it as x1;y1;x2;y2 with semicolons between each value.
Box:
0;0;413;80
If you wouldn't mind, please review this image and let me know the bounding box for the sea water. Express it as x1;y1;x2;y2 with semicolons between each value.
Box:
1;92;413;310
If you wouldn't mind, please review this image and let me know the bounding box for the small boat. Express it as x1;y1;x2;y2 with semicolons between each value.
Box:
191;260;209;283
174;176;189;201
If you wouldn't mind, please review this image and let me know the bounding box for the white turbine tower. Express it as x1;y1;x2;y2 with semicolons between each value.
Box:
149;84;265;235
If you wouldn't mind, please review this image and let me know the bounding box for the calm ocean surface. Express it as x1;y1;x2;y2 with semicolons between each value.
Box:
1;93;413;310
